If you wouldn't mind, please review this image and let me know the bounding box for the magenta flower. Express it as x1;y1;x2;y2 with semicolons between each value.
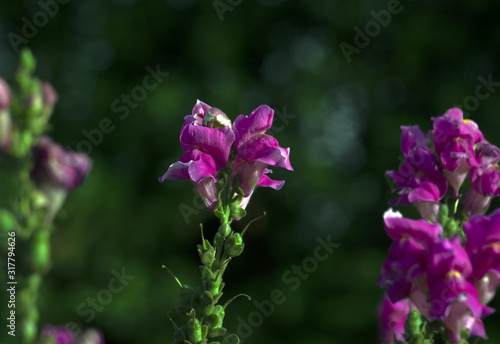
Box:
386;125;447;221
31;136;92;222
378;209;441;302
464;210;500;304
232;105;292;199
426;237;493;343
159;100;235;211
31;136;92;191
378;293;413;344
432;108;484;197
464;142;500;214
40;326;104;344
0;77;12;151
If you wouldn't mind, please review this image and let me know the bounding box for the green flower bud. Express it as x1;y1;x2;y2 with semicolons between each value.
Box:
218;224;231;238
187;318;203;343
201;247;216;267
224;234;244;258
203;314;219;329
212;305;225;328
21;319;37;344
31;229;51;273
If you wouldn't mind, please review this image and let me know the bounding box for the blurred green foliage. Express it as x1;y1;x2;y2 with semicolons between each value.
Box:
1;0;500;343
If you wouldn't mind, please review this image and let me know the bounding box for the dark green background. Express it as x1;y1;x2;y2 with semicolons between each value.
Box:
1;0;500;343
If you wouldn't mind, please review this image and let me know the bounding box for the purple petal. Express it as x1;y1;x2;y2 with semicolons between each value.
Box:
377;294;413;344
383;209;442;242
400;125;427;156
233;105;274;147
192;99;211;118
257;172;285;191
180;124;235;171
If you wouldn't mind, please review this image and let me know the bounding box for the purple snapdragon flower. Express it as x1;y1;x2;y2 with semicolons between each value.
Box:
386;125;447;222
159;100;235;211
464;210;500;304
378;294;413;344
426;237;493;343
232;105;293;205
378;209;442;302
433;108;484;197
31;136;92;191
0;77;13;151
31;136;92;222
464;142;500;214
40;326;104;344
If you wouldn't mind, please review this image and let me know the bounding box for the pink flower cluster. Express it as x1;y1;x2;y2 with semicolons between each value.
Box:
379;108;500;343
159;100;293;213
387;108;500;220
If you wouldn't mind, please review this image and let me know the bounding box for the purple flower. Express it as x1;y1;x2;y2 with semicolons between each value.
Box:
31;137;92;222
426;237;493;342
31;136;92;191
386;125;447;221
378;209;441;302
0;77;12;151
464;210;500;304
464;142;500;214
159;100;235;211
40;326;104;344
378;294;413;344
232;105;292;199
433;108;484;197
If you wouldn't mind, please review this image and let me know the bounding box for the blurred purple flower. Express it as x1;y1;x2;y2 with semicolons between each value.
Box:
40;326;104;344
0;77;13;151
378;293;413;344
31;136;92;191
386;125;447;221
159;100;235;211
232;105;292;199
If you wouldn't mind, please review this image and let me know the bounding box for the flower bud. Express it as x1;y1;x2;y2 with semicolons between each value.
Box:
31;229;51;273
187;318;203;343
224;233;244;257
218;224;231;238
200;246;216;267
